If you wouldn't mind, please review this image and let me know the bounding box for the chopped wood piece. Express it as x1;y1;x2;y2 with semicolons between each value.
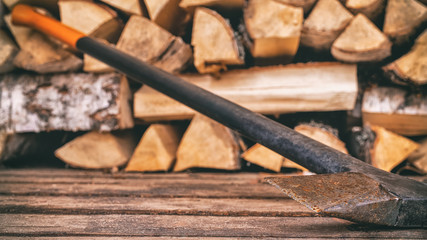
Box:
331;14;391;62
383;30;427;86
191;7;244;74
0;73;133;133
116;15;192;73
143;0;188;35
345;0;385;20
362;86;427;136
134;63;358;121
3;0;59;15
179;0;244;13
283;123;348;171
173;114;241;171
242;122;348;172
58;0;123;72
83;39;114;73
241;144;283;172
0;30;18;73
55;131;138;169
301;0;353;51
244;0;303;62
383;0;427;44
125;124;183;172
407;138;427;174
369;125;419;172
4;15;82;73
100;0;144;15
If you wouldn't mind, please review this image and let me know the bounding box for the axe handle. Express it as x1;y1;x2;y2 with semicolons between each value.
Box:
12;4;368;175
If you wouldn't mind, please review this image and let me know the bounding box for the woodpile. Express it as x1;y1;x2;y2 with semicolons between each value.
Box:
0;0;426;175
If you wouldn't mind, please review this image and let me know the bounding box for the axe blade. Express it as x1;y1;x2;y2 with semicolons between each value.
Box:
266;172;427;227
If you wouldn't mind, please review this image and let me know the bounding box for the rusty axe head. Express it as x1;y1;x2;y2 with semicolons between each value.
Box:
266;171;427;227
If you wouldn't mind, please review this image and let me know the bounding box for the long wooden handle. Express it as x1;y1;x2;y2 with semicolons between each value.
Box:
12;4;85;48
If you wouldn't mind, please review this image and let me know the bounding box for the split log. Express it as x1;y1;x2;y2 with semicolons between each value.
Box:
116;15;192;73
191;7;244;74
179;0;244;14
345;0;385;21
134;63;358;121
58;0;123;73
241;143;284;172
173;114;241;172
362;86;427;136
274;0;317;14
350;125;419;172
383;30;427;86
4;15;82;73
3;0;59;15
0;30;18;73
243;0;303;63
55;131;138;169
331;13;391;62
125;124;183;172
301;0;353;51
242;122;348;172
100;0;145;15
407;138;427;174
0;73;133;133
143;0;188;35
383;0;427;44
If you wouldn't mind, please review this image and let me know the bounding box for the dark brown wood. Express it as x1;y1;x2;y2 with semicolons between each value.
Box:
0;168;425;238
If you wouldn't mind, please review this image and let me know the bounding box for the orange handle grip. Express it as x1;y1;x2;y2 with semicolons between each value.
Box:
11;4;85;48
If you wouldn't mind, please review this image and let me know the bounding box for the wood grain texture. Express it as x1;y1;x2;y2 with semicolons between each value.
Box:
0;168;425;238
0;73;133;133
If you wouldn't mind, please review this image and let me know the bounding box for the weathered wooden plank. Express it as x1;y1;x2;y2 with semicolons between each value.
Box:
0;195;312;217
0;180;284;198
0;214;425;238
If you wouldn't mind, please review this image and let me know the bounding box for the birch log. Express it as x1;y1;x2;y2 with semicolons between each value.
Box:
362;86;427;136
134;63;358;121
0;73;133;133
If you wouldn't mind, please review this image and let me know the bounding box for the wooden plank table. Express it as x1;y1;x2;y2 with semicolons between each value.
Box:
0;168;426;239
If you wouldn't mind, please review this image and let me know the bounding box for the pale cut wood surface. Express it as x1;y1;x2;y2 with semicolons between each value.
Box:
301;0;353;51
332;13;391;62
191;7;244;73
0;168;425;238
125;124;182;172
362;86;427;136
275;0;317;13
134;63;358;121
174;114;241;171
179;0;244;13
345;0;385;20
384;30;427;86
0;73;133;133
55;131;138;169
383;0;427;44
244;0;303;59
116;15;192;73
143;0;187;35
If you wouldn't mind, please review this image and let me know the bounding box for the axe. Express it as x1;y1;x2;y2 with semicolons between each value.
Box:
11;4;427;227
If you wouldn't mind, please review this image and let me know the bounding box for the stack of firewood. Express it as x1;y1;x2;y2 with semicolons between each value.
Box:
0;0;426;174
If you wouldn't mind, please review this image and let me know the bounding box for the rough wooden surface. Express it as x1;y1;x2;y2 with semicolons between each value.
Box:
100;0;144;15
134;63;358;121
0;168;425;238
345;0;385;20
0;73;133;133
143;0;187;35
0;30;18;73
